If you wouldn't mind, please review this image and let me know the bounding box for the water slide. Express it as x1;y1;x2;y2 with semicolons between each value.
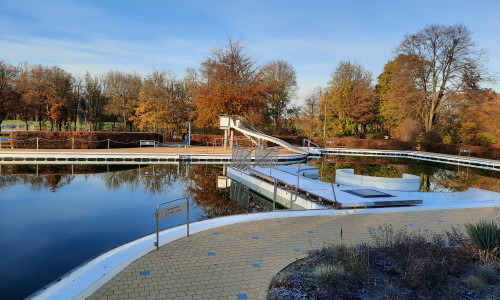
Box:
219;115;316;155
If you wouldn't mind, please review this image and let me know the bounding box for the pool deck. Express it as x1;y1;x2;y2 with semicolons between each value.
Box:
86;207;499;300
31;205;500;300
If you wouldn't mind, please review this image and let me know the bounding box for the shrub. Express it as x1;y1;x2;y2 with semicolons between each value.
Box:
474;264;497;284
442;135;454;144
313;264;345;287
399;119;422;142
422;130;443;143
475;132;496;147
466;275;485;291
465;221;500;261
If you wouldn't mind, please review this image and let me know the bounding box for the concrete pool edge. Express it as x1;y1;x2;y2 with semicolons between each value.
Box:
30;202;500;300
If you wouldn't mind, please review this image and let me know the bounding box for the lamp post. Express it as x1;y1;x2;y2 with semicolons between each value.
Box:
187;121;191;147
323;91;328;137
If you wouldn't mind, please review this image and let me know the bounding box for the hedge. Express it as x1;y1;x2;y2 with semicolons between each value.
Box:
10;131;163;149
6;131;500;160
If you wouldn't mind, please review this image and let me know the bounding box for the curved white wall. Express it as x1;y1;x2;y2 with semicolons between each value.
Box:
335;169;420;192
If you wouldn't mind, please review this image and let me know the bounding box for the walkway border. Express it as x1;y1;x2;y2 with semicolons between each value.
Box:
0;151;307;165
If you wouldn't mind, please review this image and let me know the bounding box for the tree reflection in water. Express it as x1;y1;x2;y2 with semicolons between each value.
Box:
310;156;500;193
1;158;499;200
185;165;271;219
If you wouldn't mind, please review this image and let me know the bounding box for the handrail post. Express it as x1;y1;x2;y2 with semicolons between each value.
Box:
155;206;159;250
273;179;277;211
72;138;75;151
36;137;39;151
107;139;110;151
187;198;190;237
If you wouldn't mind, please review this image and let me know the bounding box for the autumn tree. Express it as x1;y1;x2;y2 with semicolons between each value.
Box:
16;64;53;130
134;70;172;132
46;66;73;131
0;60;20;131
103;70;142;131
396;24;488;132
450;65;498;146
194;38;265;129
376;54;426;138
300;87;323;136
133;69;192;136
325;60;376;136
261;59;297;133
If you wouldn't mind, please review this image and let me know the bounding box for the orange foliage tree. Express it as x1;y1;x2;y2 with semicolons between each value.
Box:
194;38;266;130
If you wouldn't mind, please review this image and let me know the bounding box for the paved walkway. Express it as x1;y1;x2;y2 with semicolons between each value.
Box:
89;207;500;300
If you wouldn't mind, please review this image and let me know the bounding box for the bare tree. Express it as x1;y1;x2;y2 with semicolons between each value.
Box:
396;24;488;132
83;73;107;131
0;60;20;131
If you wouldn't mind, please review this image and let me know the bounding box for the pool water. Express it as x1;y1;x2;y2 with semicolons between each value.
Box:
1;157;499;299
0;164;270;299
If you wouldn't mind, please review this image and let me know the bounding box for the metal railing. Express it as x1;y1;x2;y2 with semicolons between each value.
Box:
231;145;253;171
254;146;278;168
2;137;162;152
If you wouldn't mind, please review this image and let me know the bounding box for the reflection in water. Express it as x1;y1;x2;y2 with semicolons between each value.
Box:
185;165;270;219
101;165;184;195
310;156;500;193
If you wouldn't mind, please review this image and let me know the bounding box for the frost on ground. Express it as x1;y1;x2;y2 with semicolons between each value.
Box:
268;226;500;300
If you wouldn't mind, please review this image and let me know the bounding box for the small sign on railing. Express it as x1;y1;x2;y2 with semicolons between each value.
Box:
154;197;189;250
459;148;471;157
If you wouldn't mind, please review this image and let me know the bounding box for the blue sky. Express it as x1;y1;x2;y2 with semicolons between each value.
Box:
1;0;499;101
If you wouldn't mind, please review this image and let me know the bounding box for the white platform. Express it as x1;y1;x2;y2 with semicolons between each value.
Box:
335;168;420;192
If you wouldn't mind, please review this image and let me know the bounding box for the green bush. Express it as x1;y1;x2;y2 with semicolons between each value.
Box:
475;132;496;147
465;221;500;259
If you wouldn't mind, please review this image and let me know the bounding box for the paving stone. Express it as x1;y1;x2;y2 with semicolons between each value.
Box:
88;207;499;300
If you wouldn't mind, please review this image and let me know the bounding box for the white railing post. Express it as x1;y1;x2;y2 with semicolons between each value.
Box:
72;138;75;151
36;137;39;151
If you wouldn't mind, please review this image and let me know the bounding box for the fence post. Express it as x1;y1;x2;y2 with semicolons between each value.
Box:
36;137;39;151
72;138;75;151
107;139;110;151
273;179;277;211
187;198;190;237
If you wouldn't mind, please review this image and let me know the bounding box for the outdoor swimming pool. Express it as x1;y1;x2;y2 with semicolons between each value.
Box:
1;157;499;299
